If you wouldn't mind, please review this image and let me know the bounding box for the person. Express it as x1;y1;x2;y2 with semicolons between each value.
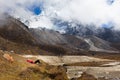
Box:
34;59;41;64
26;59;40;64
26;59;34;64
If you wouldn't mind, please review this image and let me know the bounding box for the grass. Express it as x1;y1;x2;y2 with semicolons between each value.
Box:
0;50;68;80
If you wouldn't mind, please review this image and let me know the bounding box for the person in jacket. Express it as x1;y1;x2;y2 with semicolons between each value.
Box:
26;59;40;64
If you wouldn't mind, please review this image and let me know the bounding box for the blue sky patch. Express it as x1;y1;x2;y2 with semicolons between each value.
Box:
33;7;41;15
28;5;42;15
107;0;115;5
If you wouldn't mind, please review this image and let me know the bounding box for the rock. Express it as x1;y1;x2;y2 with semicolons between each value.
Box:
3;53;14;62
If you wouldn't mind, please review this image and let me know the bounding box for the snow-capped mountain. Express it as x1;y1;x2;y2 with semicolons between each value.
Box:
0;15;119;54
13;15;55;30
15;14;120;44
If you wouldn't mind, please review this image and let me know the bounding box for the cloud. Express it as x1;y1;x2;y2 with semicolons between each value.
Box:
29;16;54;29
0;0;120;30
0;0;42;20
40;0;120;30
0;0;45;27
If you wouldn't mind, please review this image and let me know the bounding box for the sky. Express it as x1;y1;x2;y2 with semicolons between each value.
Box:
27;3;42;15
0;0;120;30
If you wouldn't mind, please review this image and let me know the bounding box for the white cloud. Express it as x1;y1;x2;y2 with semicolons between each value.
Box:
41;0;120;29
0;0;120;30
0;0;42;19
29;16;54;29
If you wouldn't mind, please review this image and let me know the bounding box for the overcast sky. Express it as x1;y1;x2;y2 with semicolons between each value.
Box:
0;0;120;30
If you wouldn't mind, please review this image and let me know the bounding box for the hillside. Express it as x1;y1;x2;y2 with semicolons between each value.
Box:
0;16;67;55
0;50;68;80
0;17;37;45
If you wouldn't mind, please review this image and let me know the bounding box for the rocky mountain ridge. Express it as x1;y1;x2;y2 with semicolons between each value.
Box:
0;16;119;55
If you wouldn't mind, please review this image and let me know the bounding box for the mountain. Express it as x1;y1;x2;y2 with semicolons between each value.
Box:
30;28;67;45
53;19;120;43
84;36;118;53
0;16;68;55
30;27;119;53
18;15;120;43
0;16;51;55
0;16;37;45
97;27;120;43
0;16;119;55
56;20;120;52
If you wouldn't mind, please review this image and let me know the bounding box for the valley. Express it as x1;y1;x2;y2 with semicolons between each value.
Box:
23;55;120;80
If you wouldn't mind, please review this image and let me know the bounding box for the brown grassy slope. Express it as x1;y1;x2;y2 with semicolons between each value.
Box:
0;17;67;55
0;35;53;55
0;50;68;80
0;17;37;45
0;30;68;55
0;17;48;55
